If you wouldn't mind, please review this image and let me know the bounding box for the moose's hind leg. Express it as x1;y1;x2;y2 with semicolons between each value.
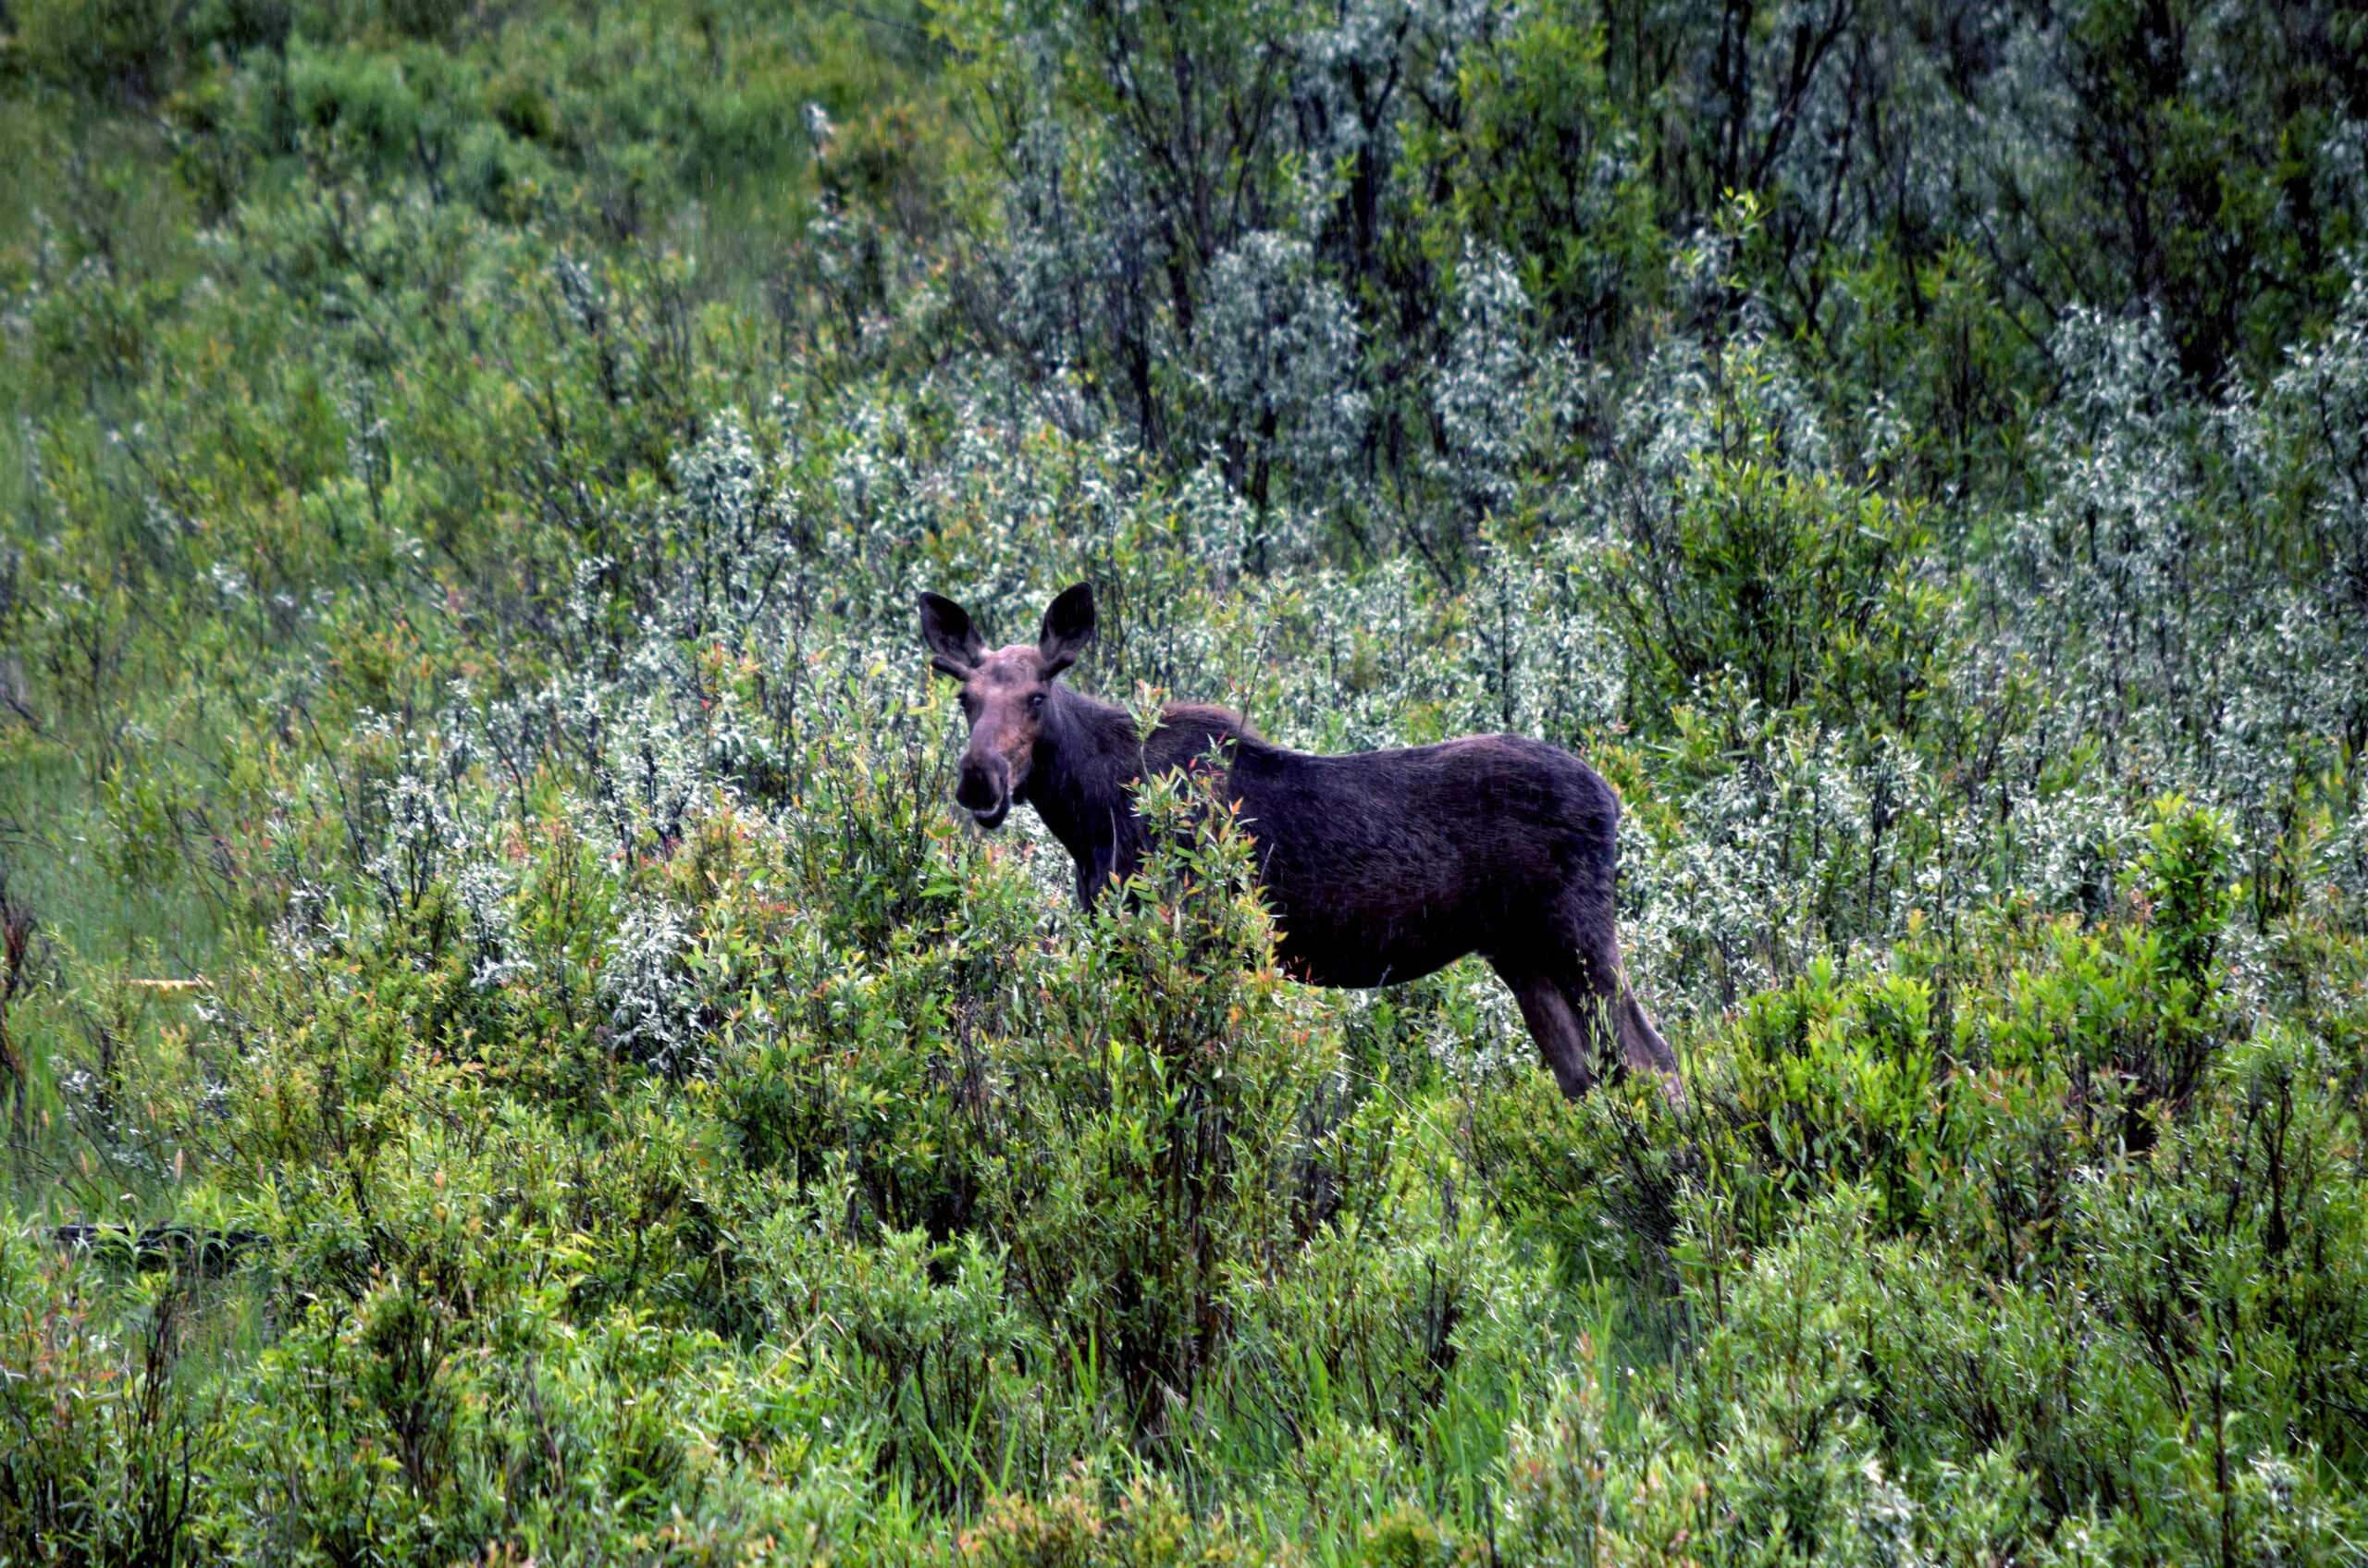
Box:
1541;884;1683;1090
1619;989;1680;1080
1493;960;1600;1098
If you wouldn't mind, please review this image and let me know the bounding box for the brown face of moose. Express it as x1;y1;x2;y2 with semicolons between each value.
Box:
919;584;1097;831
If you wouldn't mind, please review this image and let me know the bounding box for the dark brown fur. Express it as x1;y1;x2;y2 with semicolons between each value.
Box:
920;584;1678;1095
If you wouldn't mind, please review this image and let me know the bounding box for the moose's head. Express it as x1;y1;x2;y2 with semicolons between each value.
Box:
919;583;1096;829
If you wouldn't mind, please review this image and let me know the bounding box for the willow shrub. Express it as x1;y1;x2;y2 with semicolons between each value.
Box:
36;724;1534;1556
0;1241;201;1562
1499;797;2368;1564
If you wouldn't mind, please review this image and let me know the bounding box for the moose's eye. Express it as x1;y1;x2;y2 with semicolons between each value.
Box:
1028;693;1045;714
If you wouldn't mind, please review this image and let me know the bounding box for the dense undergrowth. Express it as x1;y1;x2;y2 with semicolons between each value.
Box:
4;0;2368;1561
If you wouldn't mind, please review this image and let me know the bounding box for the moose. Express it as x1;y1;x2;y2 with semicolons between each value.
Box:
919;583;1678;1096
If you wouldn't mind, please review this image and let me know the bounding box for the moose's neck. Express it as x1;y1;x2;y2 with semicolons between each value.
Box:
1026;685;1252;871
1026;685;1143;860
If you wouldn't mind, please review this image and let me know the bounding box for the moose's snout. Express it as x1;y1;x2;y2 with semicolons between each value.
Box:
956;752;1012;828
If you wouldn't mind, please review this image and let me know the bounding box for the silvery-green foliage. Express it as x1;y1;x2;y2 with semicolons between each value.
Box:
947;0;1515;525
988;108;1167;442
452;860;528;992
1224;548;1621;759
599;896;710;1076
2000;309;2214;706
1294;0;1493;178
272;269;2367;1067
1581;323;1835;547
256;412;804;1068
1568;327;1939;1004
1240;557;1441;750
1430;242;1539;519
2272;265;2368;640
369;754;471;916
1996;301;2368;914
1201;231;1365;525
1617;713;1979;1019
667;408;804;638
1169;460;1259;582
1421;966;1533;1086
1720;0;2001;351
1458;524;1623;742
1585;310;2276;1012
594;674;721;849
1629;720;1868;1008
2325;119;2368;228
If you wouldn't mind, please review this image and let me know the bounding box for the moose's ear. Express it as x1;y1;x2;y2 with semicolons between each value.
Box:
919;592;987;679
1038;582;1096;676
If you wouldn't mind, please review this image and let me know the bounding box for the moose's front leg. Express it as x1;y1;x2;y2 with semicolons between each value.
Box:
1074;837;1120;909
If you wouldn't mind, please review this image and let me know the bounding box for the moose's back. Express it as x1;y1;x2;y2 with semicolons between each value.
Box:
1226;733;1622;989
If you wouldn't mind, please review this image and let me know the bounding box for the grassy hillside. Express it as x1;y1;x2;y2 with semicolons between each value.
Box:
3;0;2366;1562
